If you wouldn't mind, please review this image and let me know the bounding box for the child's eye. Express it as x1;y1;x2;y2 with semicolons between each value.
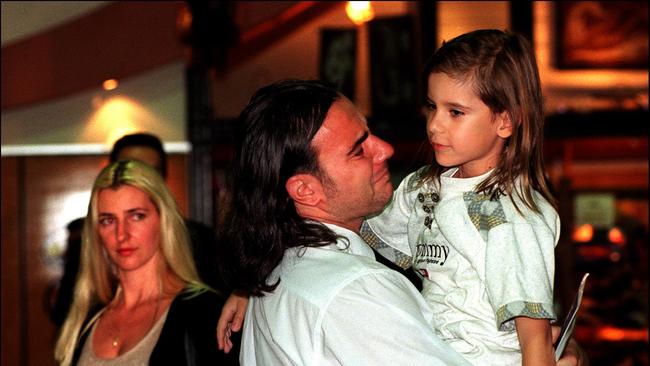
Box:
450;109;464;117
424;101;436;111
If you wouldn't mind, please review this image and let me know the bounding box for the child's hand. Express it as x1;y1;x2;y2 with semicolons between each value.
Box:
217;291;250;353
552;325;589;366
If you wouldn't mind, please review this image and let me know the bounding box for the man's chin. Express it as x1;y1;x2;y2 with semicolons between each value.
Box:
375;187;393;209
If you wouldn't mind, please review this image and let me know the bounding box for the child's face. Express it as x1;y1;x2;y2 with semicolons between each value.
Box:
425;72;512;178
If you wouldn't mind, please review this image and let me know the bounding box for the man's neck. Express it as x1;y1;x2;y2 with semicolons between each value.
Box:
301;214;362;233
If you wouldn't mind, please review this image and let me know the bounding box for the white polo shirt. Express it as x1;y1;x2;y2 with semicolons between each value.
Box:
240;223;470;366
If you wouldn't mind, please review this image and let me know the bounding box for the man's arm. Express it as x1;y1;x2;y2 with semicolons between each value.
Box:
216;291;249;353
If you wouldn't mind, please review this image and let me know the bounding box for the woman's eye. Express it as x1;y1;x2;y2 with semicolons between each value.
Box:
98;217;113;226
132;212;145;221
450;109;464;117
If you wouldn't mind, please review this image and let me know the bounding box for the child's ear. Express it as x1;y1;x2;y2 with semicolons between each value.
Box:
285;174;323;206
496;112;513;138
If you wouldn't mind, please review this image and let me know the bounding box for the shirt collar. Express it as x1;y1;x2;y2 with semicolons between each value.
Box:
321;222;376;260
440;167;494;192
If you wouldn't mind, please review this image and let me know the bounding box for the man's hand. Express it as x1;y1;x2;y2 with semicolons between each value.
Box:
217;291;250;353
552;325;589;366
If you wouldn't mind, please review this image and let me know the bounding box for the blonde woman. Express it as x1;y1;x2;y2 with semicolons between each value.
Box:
55;160;238;365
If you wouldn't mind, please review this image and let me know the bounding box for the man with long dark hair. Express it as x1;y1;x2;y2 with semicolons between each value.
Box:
223;79;470;365
221;79;587;366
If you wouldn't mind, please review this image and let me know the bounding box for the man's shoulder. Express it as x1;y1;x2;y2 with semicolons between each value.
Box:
276;246;404;306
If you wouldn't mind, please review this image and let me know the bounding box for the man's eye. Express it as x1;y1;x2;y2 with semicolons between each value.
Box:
354;147;364;156
424;101;436;111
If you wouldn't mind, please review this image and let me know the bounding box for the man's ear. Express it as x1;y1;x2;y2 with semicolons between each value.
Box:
286;174;323;206
496;111;513;139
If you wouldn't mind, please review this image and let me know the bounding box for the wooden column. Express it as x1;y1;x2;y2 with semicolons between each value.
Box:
509;0;533;41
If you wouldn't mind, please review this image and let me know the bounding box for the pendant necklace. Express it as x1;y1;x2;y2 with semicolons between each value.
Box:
106;295;161;348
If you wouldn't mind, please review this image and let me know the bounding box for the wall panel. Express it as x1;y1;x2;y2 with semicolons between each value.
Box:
1;157;21;365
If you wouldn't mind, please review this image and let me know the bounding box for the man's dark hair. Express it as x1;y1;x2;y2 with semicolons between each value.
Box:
109;133;167;178
224;79;341;296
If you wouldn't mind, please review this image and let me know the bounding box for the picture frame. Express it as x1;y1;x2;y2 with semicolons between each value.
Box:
555;1;648;69
367;15;419;136
319;28;357;101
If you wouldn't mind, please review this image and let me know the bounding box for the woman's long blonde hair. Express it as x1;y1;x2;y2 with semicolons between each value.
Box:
55;160;205;365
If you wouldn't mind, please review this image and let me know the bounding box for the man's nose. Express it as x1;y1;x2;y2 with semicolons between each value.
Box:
373;136;394;163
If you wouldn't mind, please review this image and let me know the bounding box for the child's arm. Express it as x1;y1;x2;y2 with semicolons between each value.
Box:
515;317;554;366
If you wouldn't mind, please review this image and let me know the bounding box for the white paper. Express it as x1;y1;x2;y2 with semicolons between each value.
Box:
554;273;590;361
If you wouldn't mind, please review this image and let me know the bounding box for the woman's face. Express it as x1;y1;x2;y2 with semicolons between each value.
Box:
96;184;162;275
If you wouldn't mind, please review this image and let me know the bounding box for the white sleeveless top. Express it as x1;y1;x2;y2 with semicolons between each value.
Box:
78;307;170;366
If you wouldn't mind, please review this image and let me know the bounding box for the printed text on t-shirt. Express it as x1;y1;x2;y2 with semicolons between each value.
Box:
415;243;449;266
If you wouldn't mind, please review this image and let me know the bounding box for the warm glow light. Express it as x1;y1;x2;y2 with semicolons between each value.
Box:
597;326;649;342
176;4;192;35
102;78;119;91
600;326;626;341
346;1;374;25
86;97;140;145
83;95;173;145
572;224;594;243
608;227;626;245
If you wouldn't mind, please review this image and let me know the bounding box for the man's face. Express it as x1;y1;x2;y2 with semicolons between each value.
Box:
116;146;164;177
310;98;394;228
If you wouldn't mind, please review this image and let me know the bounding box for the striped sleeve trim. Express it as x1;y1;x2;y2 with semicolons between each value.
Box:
360;222;412;270
496;300;556;331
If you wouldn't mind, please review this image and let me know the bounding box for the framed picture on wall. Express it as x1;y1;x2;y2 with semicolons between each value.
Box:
555;1;648;69
368;15;418;134
319;28;357;101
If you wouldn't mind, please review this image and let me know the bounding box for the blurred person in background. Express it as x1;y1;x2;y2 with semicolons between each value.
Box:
49;218;85;328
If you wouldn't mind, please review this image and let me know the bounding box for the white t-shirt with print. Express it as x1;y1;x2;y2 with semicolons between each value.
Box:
362;167;559;365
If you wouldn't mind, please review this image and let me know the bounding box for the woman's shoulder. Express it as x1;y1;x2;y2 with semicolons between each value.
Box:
150;286;238;365
170;286;226;317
